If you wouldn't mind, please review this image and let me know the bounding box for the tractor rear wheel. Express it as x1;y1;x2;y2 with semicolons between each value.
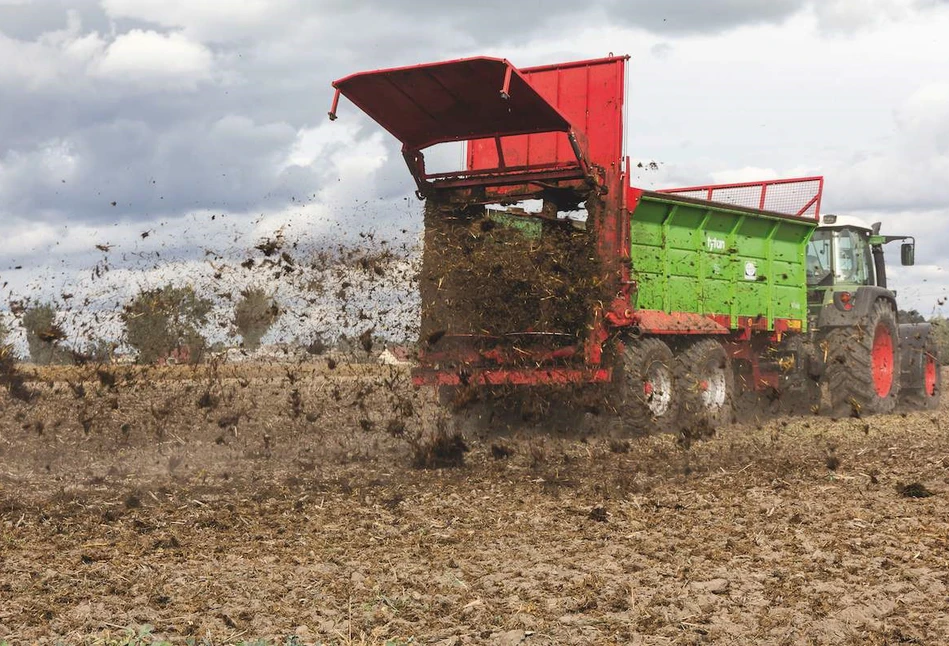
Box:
676;338;733;435
901;345;941;411
825;300;900;415
616;337;677;433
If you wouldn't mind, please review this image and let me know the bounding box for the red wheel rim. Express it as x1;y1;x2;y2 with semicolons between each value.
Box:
871;323;894;397
925;354;937;397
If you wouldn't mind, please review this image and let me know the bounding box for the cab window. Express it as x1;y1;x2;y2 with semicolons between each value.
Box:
834;228;873;285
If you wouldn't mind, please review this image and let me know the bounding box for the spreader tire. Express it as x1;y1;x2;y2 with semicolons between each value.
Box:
616;337;678;434
825;300;900;415
676;338;733;435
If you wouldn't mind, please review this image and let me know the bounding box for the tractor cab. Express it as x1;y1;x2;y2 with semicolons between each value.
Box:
806;214;915;318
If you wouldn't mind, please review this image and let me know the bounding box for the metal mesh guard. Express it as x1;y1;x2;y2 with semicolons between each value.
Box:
660;176;823;220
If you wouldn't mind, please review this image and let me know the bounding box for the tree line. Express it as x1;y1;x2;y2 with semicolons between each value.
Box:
0;285;279;365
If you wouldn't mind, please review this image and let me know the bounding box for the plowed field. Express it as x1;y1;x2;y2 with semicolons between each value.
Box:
1;364;947;644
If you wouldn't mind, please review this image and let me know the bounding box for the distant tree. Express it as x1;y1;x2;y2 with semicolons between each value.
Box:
22;303;71;365
122;285;212;364
233;288;280;351
899;309;926;324
75;338;116;364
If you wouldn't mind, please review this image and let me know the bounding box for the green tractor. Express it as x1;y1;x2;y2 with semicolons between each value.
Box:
806;214;939;413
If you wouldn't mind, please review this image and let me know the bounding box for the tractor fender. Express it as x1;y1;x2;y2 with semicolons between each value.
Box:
815;286;897;328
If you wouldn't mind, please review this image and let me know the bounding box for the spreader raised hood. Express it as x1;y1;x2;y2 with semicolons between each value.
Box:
330;56;628;199
330;57;573;150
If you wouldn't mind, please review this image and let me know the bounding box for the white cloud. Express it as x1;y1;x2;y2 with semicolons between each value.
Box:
93;29;213;88
812;0;933;31
100;0;295;41
825;81;949;213
0;13;105;90
710;167;781;184
897;82;949;153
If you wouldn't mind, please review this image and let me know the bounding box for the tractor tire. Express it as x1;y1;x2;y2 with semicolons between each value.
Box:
900;345;941;411
824;300;900;416
615;337;678;434
676;338;734;436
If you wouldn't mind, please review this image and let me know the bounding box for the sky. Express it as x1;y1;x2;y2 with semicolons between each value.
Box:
1;0;949;347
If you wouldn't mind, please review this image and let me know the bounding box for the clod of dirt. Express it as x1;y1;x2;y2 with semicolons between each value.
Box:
496;629;527;646
255;235;283;257
386;419;406;438
609;439;631;454
217;412;241;429
124;493;142;509
102;508;123;523
288;389;303;418
197;390;219;409
152;535;181;550
358;328;374;353
412;430;468;469
1;347;36;403
826;455;841;471
382;494;404;511
588;506;608;522
96;369;117;390
491;443;514;460
693;578;730;594
898;482;935;498
306;338;327;355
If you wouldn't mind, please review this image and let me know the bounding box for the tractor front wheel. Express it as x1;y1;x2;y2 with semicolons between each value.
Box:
825;300;900;415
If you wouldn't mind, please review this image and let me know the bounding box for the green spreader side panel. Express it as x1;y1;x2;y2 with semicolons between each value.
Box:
630;192;816;331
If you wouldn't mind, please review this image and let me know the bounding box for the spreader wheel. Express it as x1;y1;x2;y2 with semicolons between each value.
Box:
676;338;734;435
825;300;900;415
616;337;678;433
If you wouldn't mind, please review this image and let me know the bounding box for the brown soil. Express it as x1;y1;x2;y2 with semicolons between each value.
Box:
2;364;949;644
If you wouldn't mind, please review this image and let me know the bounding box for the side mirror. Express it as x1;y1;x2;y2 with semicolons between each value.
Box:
901;242;915;266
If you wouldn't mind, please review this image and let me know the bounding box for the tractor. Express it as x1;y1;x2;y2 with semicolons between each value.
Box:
805;214;938;413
